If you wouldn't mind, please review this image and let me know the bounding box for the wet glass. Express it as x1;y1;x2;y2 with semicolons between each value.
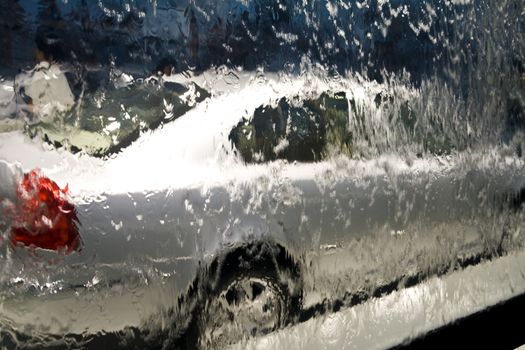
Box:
0;0;524;349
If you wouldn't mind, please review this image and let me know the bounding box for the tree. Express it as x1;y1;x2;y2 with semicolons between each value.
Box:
0;0;26;65
185;4;199;66
37;0;63;30
36;0;66;62
70;0;92;33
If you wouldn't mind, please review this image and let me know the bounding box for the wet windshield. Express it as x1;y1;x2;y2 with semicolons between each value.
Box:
0;0;524;349
0;0;522;158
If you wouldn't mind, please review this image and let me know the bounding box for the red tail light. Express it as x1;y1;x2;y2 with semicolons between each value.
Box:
10;169;81;253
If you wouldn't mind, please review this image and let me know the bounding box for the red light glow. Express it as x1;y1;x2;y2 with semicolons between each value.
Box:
10;169;81;253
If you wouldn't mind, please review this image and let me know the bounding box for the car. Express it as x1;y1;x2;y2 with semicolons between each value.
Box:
1;72;524;349
1;0;524;349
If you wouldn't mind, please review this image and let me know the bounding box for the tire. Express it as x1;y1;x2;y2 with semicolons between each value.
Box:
176;240;303;349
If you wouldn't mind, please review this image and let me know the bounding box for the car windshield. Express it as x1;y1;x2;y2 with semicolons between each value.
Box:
0;0;524;349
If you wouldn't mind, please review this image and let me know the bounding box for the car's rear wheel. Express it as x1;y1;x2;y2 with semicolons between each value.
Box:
179;241;303;349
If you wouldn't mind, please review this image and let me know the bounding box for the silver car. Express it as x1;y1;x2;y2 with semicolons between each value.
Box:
1;74;524;349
